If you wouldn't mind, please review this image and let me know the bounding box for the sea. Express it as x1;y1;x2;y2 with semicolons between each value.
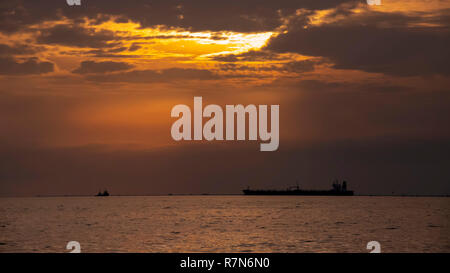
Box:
0;196;448;253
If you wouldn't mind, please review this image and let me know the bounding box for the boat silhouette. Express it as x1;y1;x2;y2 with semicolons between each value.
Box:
95;190;110;197
243;180;354;196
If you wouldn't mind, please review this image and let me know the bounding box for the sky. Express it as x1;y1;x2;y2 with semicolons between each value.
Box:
0;0;449;196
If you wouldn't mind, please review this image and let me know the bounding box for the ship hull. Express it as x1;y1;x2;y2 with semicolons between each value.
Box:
242;189;354;196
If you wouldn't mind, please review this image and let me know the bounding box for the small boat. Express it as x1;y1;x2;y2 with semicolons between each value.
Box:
95;190;110;197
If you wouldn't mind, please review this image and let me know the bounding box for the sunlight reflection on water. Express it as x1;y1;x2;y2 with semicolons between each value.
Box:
0;196;448;253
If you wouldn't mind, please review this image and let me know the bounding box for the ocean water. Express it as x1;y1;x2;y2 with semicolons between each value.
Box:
0;196;448;253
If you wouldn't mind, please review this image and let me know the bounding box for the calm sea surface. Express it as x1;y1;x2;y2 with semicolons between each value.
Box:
0;196;448;253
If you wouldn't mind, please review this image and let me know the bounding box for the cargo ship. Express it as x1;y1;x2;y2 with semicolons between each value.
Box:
243;180;354;196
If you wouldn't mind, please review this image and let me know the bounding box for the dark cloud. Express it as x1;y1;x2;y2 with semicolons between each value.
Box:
211;50;286;62
281;59;320;73
72;60;134;74
128;43;141;52
79;47;129;57
85;67;218;82
212;49;321;74
266;9;450;76
98;47;128;55
36;24;118;48
217;63;273;72
217;59;319;74
0;0;356;33
0;43;37;56
0;57;54;75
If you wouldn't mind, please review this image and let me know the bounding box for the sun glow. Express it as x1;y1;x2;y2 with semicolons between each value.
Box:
91;20;274;59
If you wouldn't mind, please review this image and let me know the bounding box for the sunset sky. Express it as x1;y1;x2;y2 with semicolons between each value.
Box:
0;0;449;196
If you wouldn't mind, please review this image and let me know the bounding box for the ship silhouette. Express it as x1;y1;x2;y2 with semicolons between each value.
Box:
243;180;354;196
95;190;110;197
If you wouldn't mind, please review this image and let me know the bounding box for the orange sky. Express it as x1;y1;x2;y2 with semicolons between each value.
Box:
0;0;449;196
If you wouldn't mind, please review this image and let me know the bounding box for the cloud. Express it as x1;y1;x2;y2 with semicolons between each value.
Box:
0;57;54;75
85;67;219;82
82;47;130;57
281;59;320;73
0;43;37;56
1;0;356;33
36;24;118;48
217;59;319;74
266;8;450;76
211;50;287;62
72;60;134;74
212;49;322;74
128;43;142;52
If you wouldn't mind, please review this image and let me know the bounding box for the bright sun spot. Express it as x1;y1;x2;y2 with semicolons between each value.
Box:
90;20;274;59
